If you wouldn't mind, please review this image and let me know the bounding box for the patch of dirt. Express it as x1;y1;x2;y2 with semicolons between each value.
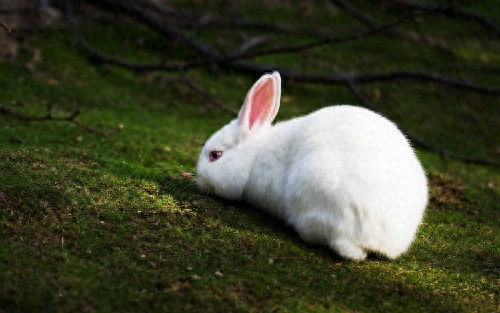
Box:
428;172;471;212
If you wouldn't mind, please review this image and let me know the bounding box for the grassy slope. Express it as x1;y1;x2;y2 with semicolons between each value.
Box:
0;2;499;312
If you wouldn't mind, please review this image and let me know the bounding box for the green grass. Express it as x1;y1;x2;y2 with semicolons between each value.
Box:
0;2;499;312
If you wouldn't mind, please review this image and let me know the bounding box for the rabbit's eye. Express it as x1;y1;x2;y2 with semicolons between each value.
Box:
209;150;223;162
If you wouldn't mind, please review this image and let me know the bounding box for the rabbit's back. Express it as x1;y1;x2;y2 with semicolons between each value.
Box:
282;105;428;259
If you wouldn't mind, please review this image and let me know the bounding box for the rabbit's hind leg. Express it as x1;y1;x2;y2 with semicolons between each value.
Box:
330;238;367;261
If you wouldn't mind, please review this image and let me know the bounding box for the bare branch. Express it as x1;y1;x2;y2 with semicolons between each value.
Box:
69;0;500;96
136;0;195;21
234;35;269;55
71;22;500;98
330;0;451;49
349;71;500;94
73;0;437;70
68;18;500;97
84;0;218;58
344;79;381;113
0;103;123;137
387;0;500;37
231;65;500;95
330;0;379;29
137;0;326;36
73;30;184;72
221;8;437;62
0;21;11;33
180;72;237;116
345;80;500;167
68;1;499;97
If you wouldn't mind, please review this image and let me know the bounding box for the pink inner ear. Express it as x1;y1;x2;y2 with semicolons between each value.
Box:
248;77;274;130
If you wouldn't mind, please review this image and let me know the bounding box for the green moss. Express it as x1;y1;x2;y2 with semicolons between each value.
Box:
0;1;499;312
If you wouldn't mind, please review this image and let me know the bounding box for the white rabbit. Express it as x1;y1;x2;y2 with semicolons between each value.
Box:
196;72;428;260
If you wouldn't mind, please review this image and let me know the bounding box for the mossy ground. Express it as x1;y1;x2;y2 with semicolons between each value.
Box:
0;1;499;312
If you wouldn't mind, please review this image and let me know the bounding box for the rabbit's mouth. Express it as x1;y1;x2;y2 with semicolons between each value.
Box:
197;176;214;195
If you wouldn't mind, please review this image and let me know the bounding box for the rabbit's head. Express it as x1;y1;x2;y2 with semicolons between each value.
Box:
196;72;281;200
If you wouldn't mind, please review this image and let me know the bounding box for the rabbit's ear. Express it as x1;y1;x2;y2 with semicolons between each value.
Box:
238;72;281;134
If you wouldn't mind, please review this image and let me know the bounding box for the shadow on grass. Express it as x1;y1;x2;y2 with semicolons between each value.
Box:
152;179;495;312
97;155;499;312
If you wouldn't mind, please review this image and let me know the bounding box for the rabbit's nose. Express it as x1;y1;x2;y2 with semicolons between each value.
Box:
196;176;213;194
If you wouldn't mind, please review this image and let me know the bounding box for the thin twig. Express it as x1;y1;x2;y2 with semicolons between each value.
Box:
180;72;237;116
219;8;437;63
85;0;218;58
232;66;500;95
66;0;188;72
0;21;12;33
330;0;379;28
387;0;500;37
137;0;195;20
0;102;81;122
330;0;451;49
344;79;382;113
342;70;500;94
0;103;123;137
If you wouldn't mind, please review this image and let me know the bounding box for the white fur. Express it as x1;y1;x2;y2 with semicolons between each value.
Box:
196;72;428;260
